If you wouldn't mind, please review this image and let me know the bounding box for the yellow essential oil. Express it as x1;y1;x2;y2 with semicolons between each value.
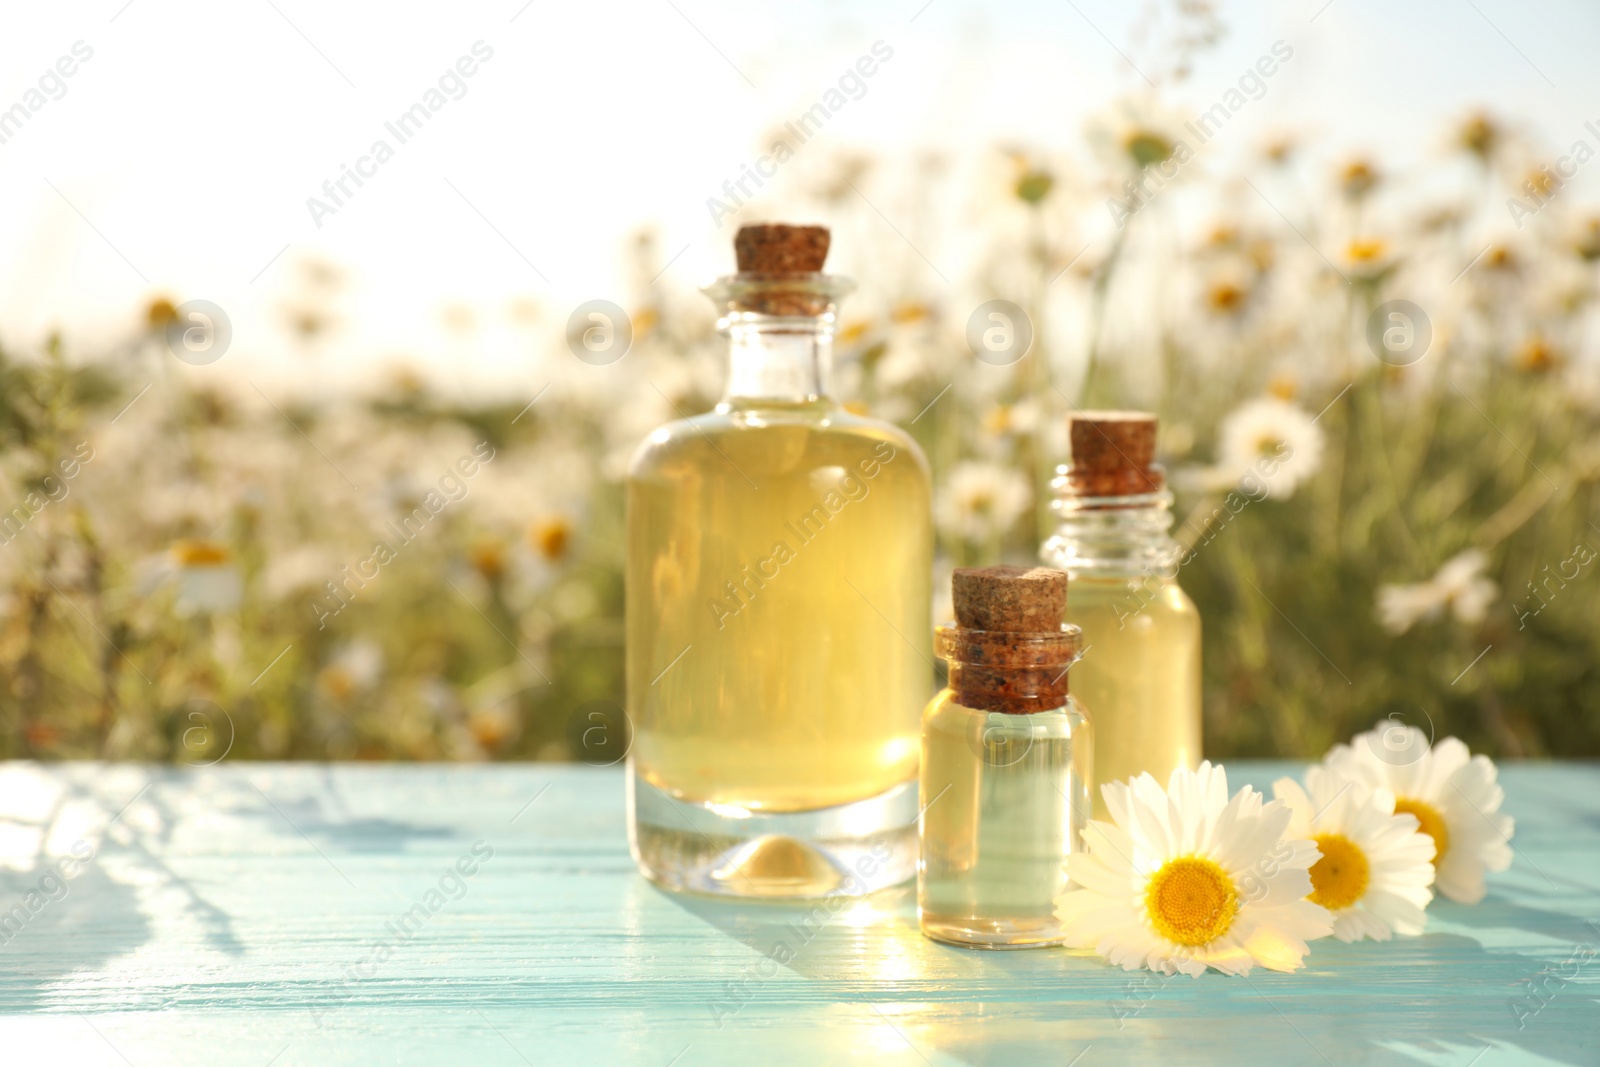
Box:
1040;411;1201;818
918;566;1091;949
628;413;930;812
626;230;933;897
1057;577;1200;812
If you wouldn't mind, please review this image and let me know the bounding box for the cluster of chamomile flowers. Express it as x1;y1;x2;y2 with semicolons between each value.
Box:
1054;724;1514;977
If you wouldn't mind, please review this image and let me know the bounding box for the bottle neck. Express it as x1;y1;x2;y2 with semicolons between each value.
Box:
1040;470;1181;580
721;315;834;405
704;272;852;408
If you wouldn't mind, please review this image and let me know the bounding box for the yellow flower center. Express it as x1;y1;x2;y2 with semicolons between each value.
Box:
1207;282;1245;312
1515;336;1556;372
1144;856;1238;947
1124;131;1175;168
890;301;929;324
171;539;231;567
1308;833;1370;910
1346;238;1387;263
1253;434;1285;459
318;666;355;702
530;519;571;562
837;319;872;343
470;539;507;580
1014;170;1054;205
146;297;179;329
1342;161;1377;196
1394;798;1450;865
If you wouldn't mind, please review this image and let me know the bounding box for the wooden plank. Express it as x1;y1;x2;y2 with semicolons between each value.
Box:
0;762;1595;1066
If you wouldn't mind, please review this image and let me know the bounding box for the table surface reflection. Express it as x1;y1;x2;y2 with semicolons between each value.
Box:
0;761;1595;1066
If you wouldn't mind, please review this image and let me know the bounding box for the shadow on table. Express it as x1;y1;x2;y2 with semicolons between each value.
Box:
0;860;151;1012
221;764;457;854
0;770;176;1012
1445;891;1600;946
0;765;460;1013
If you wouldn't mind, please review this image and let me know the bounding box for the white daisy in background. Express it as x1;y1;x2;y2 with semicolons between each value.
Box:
1375;549;1498;635
1085;98;1193;174
1056;762;1333;976
935;461;1032;545
1323;725;1513;904
980;397;1047;440
1213;397;1326;500
138;539;243;615
1272;766;1436;942
316;640;384;704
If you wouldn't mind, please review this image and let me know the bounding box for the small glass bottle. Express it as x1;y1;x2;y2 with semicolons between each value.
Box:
627;224;933;898
1039;411;1201;818
919;566;1091;948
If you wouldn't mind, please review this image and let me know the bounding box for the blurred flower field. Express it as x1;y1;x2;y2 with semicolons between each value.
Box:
4;102;1599;764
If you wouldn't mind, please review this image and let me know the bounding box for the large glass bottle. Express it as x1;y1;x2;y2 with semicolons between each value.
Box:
626;225;933;897
1039;412;1201;816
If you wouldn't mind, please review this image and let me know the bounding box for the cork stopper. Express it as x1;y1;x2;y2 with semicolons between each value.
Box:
1067;410;1164;496
953;566;1066;632
735;224;830;273
941;566;1080;714
717;224;837;316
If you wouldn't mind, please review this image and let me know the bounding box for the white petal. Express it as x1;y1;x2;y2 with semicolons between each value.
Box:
1066;852;1136;897
1361;888;1429;934
1190;760;1232;819
1104;927;1168;971
1366;825;1436;873
1102;779;1132;830
1271;777;1315;838
1329;909;1367;942
1434;853;1487;904
1057;892;1136;946
1195;934;1256;976
1126;778;1177;861
1449;755;1508;822
1248;858;1316;908
1427;737;1472;790
1083;819;1138;875
1237;921;1312;972
1265;898;1335;943
1305;764;1367;815
1214;798;1291;873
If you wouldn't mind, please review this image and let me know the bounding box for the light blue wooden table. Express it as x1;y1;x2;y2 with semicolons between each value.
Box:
1;762;1595;1066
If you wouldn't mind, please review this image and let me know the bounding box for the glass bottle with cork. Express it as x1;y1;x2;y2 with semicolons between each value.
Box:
1040;411;1201;816
627;223;933;898
919;565;1091;948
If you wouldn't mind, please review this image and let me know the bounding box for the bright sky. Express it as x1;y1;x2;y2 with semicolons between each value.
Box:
1;0;1595;393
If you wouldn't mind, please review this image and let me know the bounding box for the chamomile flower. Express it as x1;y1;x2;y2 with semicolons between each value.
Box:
935;461;1032;545
1086;99;1191;173
1375;549;1498;635
1272;766;1436;942
1056;762;1333;977
141;539;243;616
1209;397;1326;500
1323;725;1513;904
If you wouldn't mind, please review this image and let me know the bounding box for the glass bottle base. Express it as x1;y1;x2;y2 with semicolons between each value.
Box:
918;913;1066;949
626;768;918;899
